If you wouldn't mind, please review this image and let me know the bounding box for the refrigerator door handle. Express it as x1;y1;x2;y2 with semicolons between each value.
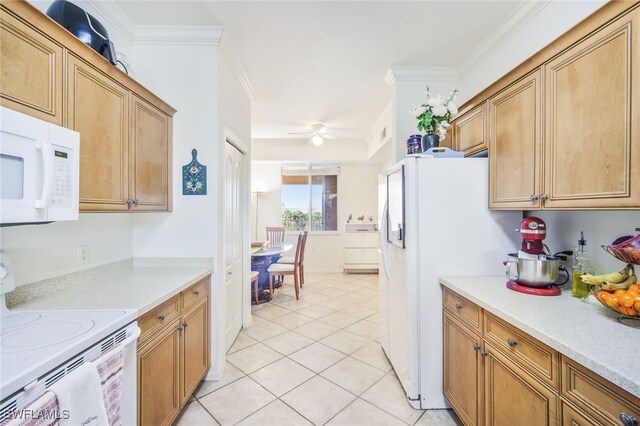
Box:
379;200;391;280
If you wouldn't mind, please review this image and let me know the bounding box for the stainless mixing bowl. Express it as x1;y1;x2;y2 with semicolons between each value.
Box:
505;254;568;288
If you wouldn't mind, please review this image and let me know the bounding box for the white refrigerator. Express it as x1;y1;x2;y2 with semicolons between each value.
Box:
378;155;520;409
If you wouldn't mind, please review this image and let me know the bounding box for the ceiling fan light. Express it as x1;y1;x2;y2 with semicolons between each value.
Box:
311;135;324;146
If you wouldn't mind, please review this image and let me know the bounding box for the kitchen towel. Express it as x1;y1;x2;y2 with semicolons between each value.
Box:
0;391;60;426
94;347;124;426
49;364;108;426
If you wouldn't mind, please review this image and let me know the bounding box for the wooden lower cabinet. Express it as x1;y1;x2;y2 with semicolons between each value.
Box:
138;320;181;426
442;287;640;426
483;344;557;426
137;277;211;426
180;298;209;406
443;312;483;426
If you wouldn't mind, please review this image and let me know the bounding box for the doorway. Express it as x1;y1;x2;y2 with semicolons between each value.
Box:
224;141;244;351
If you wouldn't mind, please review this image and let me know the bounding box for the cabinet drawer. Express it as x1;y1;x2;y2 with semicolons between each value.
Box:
560;401;600;426
484;312;559;389
345;248;378;264
138;295;180;345
561;356;640;426
345;232;378;248
181;277;209;311
442;288;482;335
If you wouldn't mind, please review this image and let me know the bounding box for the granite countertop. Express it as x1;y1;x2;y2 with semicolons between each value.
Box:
440;276;640;398
8;258;214;317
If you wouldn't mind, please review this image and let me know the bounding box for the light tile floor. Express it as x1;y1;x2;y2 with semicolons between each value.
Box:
175;273;462;426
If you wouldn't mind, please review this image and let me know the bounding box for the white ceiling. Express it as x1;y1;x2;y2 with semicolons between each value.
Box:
115;1;522;142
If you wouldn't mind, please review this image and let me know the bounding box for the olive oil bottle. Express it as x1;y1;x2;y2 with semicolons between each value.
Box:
572;231;594;298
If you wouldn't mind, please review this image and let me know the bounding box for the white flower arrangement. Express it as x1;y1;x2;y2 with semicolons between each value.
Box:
410;87;459;139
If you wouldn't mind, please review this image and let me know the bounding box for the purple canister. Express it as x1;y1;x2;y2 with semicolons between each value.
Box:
407;134;422;155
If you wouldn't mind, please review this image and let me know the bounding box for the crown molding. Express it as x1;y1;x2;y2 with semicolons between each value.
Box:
74;0;136;44
458;0;552;78
220;33;258;102
133;25;224;46
384;66;459;85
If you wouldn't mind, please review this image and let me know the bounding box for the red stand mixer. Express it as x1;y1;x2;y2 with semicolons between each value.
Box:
506;217;568;296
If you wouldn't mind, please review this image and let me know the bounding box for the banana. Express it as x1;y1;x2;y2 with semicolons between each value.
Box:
601;274;637;292
581;264;634;285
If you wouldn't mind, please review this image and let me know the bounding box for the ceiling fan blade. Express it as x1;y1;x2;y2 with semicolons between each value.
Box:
288;132;314;136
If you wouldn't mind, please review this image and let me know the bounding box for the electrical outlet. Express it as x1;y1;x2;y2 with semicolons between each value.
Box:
77;245;89;264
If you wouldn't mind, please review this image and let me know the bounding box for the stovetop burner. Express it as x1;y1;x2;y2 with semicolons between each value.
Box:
506;280;562;296
2;319;95;352
0;312;42;331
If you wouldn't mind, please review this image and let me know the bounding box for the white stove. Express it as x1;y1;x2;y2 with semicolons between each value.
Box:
1;309;137;399
0;252;139;424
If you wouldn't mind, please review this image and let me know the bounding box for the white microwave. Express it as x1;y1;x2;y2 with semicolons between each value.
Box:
0;107;80;225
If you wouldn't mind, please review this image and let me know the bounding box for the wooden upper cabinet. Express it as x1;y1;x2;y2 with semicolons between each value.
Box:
130;95;170;211
453;103;487;156
489;70;542;209
544;9;640;209
67;54;130;211
0;7;63;124
439;130;453;150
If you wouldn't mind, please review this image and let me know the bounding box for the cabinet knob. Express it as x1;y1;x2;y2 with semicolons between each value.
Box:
472;342;480;352
620;413;638;426
158;314;166;321
133;199;139;206
529;194;539;201
540;194;549;201
126;199;134;206
507;338;518;347
455;303;462;311
194;290;200;296
480;350;488;358
177;324;184;331
182;320;188;328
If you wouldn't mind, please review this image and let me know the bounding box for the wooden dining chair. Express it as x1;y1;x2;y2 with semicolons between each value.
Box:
265;226;285;245
250;271;260;304
278;231;308;288
268;232;304;299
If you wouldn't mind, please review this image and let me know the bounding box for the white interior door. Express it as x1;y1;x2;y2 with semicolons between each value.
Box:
224;142;244;351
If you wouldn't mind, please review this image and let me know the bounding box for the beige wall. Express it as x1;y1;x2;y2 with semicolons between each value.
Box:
251;162;381;272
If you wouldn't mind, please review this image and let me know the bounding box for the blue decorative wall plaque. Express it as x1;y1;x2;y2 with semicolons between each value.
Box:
182;149;207;195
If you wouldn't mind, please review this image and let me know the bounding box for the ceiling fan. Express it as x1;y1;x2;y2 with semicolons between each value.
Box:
288;123;332;146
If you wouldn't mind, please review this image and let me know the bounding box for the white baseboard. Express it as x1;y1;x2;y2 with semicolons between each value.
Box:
304;268;343;274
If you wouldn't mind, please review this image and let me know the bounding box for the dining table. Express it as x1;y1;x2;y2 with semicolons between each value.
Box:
251;241;293;303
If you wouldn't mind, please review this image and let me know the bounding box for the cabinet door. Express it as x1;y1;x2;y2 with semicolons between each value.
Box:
130;95;170;211
138;320;181;426
453;103;487;156
439;130;453;150
544;10;640;209
484;344;558;426
0;7;63;124
443;312;483;426
67;54;129;211
489;70;542;209
180;298;209;405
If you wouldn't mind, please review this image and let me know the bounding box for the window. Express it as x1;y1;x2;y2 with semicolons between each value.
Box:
282;165;339;232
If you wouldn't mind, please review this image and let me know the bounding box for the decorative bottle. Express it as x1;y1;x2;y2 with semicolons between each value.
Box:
571;231;595;298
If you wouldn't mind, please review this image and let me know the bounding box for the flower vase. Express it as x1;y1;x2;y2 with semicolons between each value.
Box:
422;132;440;152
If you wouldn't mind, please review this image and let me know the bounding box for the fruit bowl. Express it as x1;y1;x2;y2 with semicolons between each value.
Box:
593;285;640;318
601;233;640;265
